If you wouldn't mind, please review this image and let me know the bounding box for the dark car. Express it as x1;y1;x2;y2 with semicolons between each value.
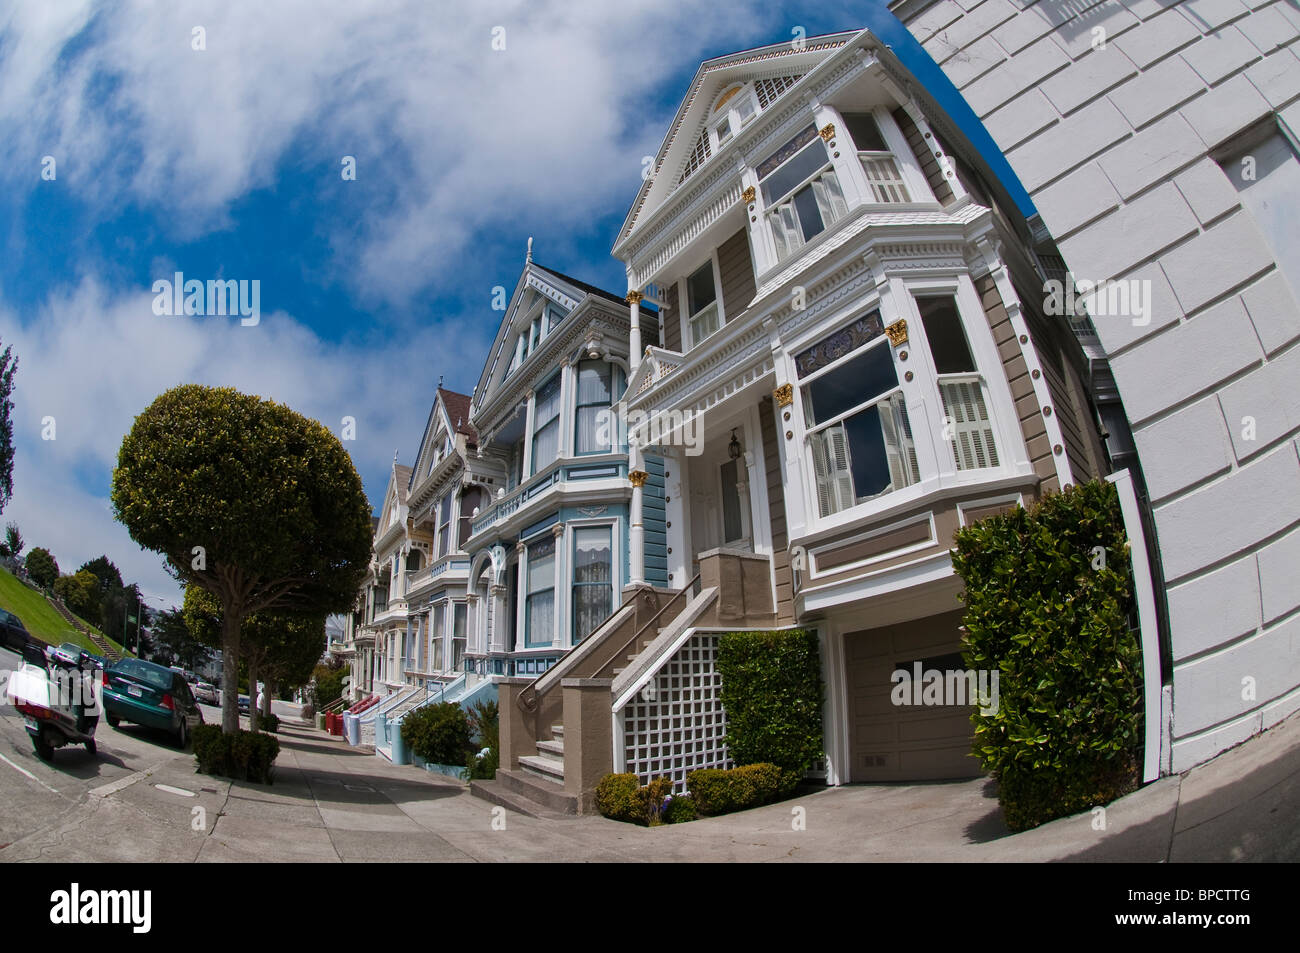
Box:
101;657;204;747
0;609;30;652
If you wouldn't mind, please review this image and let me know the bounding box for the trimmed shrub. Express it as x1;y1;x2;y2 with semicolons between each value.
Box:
661;794;697;824
259;712;280;734
717;628;824;778
192;725;280;784
952;479;1143;832
464;699;499;779
686;763;791;816
401;702;472;766
467;745;499;780
595;774;676;826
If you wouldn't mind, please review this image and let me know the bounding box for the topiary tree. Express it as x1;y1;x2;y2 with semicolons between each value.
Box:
112;385;372;733
0;342;16;516
952;480;1142;832
25;546;58;589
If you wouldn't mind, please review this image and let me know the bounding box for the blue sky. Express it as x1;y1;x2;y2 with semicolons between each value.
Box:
0;0;1032;608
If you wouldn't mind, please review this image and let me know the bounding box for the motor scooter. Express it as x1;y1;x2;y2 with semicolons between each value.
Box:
5;642;100;760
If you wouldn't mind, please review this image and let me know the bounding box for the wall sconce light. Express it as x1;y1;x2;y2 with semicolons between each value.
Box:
728;428;742;460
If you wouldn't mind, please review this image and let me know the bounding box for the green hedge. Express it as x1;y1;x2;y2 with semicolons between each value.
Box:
717;628;823;777
952;479;1143;832
465;699;499;780
687;763;793;815
594;774;684;826
258;712;280;734
401;702;472;766
192;725;280;784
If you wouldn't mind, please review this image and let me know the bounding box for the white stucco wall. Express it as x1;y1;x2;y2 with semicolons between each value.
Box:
891;0;1300;771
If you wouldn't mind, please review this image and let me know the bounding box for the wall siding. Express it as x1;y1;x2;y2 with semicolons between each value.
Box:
894;0;1300;772
718;228;757;321
893;106;956;205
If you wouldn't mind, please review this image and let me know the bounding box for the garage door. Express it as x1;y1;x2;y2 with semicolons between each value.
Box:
845;609;982;782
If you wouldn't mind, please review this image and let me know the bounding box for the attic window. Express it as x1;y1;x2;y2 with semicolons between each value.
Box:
754;74;803;109
679;133;712;185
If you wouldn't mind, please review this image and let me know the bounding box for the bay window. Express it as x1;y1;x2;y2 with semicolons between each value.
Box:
686;260;720;348
531;374;561;474
842;112;911;204
524;536;555;647
799;311;920;517
760;124;848;261
572;526;613;643
917;296;999;471
574;360;624;454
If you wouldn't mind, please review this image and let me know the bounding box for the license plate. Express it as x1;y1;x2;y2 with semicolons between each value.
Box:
127;685;143;698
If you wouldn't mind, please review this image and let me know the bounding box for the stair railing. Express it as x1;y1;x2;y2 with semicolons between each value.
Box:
517;574;701;715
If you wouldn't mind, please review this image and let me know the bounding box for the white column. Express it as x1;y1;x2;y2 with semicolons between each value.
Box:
521;390;536;479
627;291;643;374
514;541;527;652
489;584;507;655
629;443;646;585
551;522;566;648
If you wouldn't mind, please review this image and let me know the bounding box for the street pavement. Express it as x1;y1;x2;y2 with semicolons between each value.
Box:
1;642;1296;862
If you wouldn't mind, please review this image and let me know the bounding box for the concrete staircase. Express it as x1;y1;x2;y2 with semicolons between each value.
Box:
471;724;578;817
48;595;122;662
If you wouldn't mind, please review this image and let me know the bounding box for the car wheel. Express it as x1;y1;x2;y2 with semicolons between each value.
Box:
32;734;54;762
177;718;189;750
106;713;120;728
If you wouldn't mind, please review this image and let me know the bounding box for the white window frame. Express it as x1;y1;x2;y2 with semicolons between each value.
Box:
561;516;623;650
709;84;760;153
676;249;726;352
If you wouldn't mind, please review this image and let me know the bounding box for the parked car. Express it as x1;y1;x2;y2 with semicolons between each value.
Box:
193;681;218;705
237;694;250;714
101;657;204;747
0;609;30;652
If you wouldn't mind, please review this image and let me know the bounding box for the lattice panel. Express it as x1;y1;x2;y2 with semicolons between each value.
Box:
622;633;732;792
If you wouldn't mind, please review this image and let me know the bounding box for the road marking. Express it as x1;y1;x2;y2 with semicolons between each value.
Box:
89;760;168;799
0;751;60;795
155;783;195;797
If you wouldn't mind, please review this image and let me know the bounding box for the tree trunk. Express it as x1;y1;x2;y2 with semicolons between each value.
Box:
248;655;260;733
221;612;241;734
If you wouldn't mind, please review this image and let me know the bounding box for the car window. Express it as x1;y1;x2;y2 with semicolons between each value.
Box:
112;660;172;690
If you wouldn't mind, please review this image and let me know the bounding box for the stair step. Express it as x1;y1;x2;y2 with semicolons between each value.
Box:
469;778;574;819
550;725;564;740
518;754;565;784
493;768;578;814
536;738;564;757
612;667;625;676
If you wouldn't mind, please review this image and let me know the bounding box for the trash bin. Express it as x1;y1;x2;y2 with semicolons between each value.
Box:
316;713;326;731
343;713;360;746
390;718;409;765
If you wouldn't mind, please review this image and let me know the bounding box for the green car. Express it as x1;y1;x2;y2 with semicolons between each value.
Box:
102;658;204;747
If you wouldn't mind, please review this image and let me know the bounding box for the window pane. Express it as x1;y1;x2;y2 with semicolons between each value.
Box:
803;340;897;425
526;592;554;646
573;585;611;643
575;405;610;454
762;140;830;205
843;112;888;152
576;361;612;404
792;185;826;241
918;296;976;374
535;374;561;423
687;262;716;314
527;537;555;591
844;405;891;498
757;124;818;180
574;527;612;584
532;419;558;472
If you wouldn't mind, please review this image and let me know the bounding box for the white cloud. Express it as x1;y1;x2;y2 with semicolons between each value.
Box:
0;278;490;606
0;0;782;304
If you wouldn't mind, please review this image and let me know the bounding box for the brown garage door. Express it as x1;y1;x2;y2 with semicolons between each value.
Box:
845;609;982;782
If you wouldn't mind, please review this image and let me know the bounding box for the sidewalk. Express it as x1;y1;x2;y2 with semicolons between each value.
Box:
3;709;1296;862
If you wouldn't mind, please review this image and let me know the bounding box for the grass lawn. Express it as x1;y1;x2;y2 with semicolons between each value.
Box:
0;568;133;657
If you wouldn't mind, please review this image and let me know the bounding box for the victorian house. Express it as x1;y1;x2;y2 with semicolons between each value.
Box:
460;254;635;684
484;28;1116;814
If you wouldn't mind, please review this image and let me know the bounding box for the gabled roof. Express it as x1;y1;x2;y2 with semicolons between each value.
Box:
471;255;624;417
408;386;477;494
614;30;860;253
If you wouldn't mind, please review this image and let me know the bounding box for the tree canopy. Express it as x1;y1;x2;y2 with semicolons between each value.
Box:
113;385;371;731
0;342;16;515
25;546;58;589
